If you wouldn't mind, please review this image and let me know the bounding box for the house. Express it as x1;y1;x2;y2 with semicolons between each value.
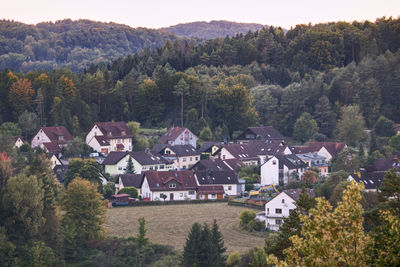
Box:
194;170;239;196
364;158;400;172
199;142;223;158
159;127;198;148
297;152;329;176
348;172;385;192
291;142;347;162
141;170;198;201
264;189;314;231
31;126;73;155
115;174;144;195
157;145;200;170
235;126;285;144
103;151;173;176
393;123;400;135
197;185;225;200
86;121;134;155
261;154;308;186
213;140;292;166
12;136;24;148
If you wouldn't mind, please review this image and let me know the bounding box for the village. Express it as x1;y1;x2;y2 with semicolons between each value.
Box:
4;121;394;232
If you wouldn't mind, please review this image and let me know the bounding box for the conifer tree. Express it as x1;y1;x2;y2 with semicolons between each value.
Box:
182;222;202;267
125;156;135;174
210;219;227;267
137;217;148;248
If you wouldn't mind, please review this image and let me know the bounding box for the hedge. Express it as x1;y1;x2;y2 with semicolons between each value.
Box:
113;198;228;207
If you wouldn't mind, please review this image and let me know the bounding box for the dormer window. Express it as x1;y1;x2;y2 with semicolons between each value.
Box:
58;135;64;140
121;131;126;136
107;132;112;137
169;183;176;188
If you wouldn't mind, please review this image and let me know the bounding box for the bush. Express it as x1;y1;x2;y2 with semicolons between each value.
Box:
239;210;256;226
118;187;138;198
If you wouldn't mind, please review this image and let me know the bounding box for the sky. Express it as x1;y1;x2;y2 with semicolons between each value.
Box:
1;0;400;29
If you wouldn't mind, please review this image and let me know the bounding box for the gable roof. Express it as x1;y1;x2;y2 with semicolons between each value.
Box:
102;151;129;165
349;172;385;190
38;126;73;142
195;170;238;185
292;142;346;158
236;126;284;141
191;158;232;171
219;140;289;160
197;185;225;194
43;142;62;154
159;127;191;144
151;144;167;154
223;158;246;171
364;158;400;172
275;154;308;169
117;174;143;188
130;151;172;165
93;136;110;146
167;145;200;157
143;170;197;191
282;188;315;201
199;142;223;153
95;121;134;139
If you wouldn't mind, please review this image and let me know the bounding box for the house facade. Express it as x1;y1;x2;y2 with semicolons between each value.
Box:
141;171;197;201
158;145;200;170
292;142;347;162
159;127;198;148
31;126;73;155
297;152;329;176
194;170;239;196
115;174;143;195
197;185;225;200
86;122;133;155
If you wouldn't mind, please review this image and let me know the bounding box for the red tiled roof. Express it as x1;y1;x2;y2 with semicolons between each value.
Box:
94;136;110;146
95;121;134;139
197;185;224;194
39;126;73;143
144;171;197;191
159;127;187;144
42;142;62;153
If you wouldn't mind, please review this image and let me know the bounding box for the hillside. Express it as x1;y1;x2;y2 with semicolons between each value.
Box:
0;19;179;72
162;20;269;39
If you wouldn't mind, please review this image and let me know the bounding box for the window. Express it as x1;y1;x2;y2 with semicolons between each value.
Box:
228;186;232;190
160;165;164;169
281;199;285;203
267;208;269;215
222;155;226;160
180;193;183;197
150;166;153;170
190;157;192;161
37;136;40;140
118;167;122;170
276;219;282;225
169;183;176;188
272;160;276;165
211;194;216;198
189;191;195;195
183;158;187;162
117;139;121;143
275;208;282;214
195;157;198;161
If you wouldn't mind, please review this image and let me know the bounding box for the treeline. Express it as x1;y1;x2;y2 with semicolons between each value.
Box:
0;19;179;72
0;17;400;142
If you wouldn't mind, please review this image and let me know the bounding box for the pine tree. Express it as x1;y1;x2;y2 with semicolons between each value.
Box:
210;220;227;267
125;156;135;174
137;217;148;248
182;222;202;267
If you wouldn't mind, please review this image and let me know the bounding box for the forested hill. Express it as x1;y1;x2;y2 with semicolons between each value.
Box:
161;20;269;39
0;19;180;72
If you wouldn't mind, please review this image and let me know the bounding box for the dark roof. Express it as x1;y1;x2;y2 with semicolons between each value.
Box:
103;151;129;165
220;144;258;159
159;127;187;144
292;142;347;158
130;151;171;165
349;172;385;190
143;171;197;191
236;126;284;141
95;121;134;139
365;158;400;172
168;145;200;157
94;136;110;146
223;158;246;171
53;165;68;183
197;185;225;194
219;141;289;160
43;142;62;154
275;154;308;169
152;144;167;154
199;142;223;153
117;174;143;188
38;126;73;143
195;170;238;185
191;158;233;171
282;188;315;201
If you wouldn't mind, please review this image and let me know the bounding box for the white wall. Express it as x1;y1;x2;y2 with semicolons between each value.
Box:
104;154;131;176
261;156;279;185
223;184;237;196
318;147;332;162
31;129;51;148
265;192;296;230
220;148;235;160
87;137;110;154
85;124;102;144
173;129;197;148
151;190;196;201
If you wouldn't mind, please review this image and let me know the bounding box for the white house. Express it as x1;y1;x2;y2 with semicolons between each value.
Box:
194;170;239;196
86;121;133;155
115;174;143;195
261;154;308;186
292;142;347;162
159;127;198;148
347;172;385;192
264;189;314;231
12;136;24;148
157;145;200;170
140;171;198;201
31;126;73;155
103;151;173;176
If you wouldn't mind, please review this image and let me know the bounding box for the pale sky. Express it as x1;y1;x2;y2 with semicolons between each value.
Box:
1;0;399;29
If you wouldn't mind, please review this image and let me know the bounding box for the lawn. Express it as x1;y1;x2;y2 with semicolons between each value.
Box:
105;202;267;253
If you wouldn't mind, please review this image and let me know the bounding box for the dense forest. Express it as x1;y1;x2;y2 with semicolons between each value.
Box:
161;20;268;39
0;17;400;143
0;19;180;71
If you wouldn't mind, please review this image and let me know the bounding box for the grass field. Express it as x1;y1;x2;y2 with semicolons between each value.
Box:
105;203;267;253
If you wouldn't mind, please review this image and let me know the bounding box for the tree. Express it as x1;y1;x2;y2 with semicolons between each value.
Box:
374;116;395;137
335;105;366;146
18;111;39;139
174;78;190;127
62;178;107;258
301;170;318;184
118;187;138;198
210;220;227;266
125;156;135;174
314;96;336;137
0;152;14;192
64;158;102;187
249;248;267;267
378;169;400;215
0;122;21;136
182;222;202;267
268;182;369;266
199;126;212;141
137;217;148;248
8;78;34;118
239;210;256;226
293;112;319;143
330;147;361;173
